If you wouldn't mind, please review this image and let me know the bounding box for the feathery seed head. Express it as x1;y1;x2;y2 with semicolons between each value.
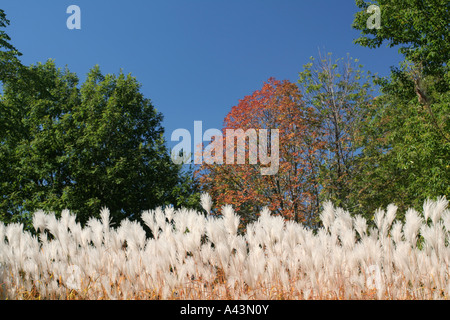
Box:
32;210;47;233
141;210;157;236
200;192;213;214
430;196;448;224
374;208;385;230
320;201;335;232
391;221;403;244
353;215;367;237
403;208;423;246
259;206;271;223
222;205;239;236
164;206;175;222
61;209;72;231
100;207;111;231
383;204;397;232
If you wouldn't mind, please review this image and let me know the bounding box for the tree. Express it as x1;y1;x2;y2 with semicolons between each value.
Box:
351;66;450;218
0;9;22;84
171;165;202;212
351;0;450;217
0;60;196;227
352;0;449;81
352;0;449;142
297;52;376;214
197;78;325;228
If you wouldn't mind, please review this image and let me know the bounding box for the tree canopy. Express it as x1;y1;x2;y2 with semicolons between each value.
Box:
0;60;199;227
197;78;325;228
351;0;449;218
0;9;22;83
0;4;447;231
352;0;449;81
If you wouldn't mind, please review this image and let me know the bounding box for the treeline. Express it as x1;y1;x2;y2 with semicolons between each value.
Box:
198;0;449;228
1;1;449;231
0;9;200;229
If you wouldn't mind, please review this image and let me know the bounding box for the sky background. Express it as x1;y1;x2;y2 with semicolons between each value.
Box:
2;0;402;150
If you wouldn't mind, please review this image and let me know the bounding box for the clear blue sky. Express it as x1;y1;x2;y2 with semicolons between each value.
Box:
2;0;402;149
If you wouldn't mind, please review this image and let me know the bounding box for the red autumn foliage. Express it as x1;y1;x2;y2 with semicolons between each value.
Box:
196;78;326;227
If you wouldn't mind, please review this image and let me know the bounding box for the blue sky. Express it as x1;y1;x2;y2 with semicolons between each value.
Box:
2;1;402;149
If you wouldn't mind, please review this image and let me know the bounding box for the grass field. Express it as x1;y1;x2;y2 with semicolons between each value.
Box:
1;195;449;300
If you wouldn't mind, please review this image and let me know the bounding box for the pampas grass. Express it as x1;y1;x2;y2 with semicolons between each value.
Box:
0;196;449;300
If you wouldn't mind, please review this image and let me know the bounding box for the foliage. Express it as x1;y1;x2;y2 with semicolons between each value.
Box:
352;0;450;82
198;54;377;227
0;60;195;227
171;165;202;212
351;0;450;218
297;52;376;217
197;78;325;228
0;9;22;84
353;68;450;218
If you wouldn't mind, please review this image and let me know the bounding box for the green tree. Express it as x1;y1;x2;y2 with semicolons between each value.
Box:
352;0;449;81
172;165;202;211
351;0;450;217
0;9;22;84
353;0;449;135
0;60;198;227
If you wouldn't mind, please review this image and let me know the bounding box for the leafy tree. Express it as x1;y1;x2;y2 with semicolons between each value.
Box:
352;66;450;218
0;9;22;84
352;0;449;81
172;165;202;211
351;0;450;217
0;60;197;227
198;78;325;228
353;0;449;141
297;52;376;216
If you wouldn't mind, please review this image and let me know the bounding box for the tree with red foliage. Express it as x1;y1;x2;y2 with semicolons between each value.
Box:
196;78;325;228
